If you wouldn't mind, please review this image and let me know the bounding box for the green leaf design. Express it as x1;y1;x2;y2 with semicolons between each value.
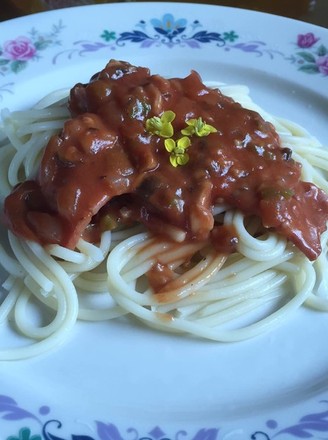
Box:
296;51;316;63
34;40;49;50
51;20;65;35
317;44;328;56
11;60;27;74
0;59;10;66
298;64;320;74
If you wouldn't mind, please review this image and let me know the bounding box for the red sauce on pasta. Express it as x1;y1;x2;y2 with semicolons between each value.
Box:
4;60;328;260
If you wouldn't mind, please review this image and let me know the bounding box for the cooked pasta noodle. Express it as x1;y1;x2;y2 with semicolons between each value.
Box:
0;80;327;360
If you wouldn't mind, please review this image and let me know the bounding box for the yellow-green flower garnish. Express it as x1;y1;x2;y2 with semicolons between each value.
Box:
164;136;191;167
145;110;176;138
145;111;216;168
181;117;217;137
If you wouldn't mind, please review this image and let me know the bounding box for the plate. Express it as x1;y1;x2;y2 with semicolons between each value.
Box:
1;2;328;439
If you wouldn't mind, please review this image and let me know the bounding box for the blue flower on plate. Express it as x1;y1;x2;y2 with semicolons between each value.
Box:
150;13;187;40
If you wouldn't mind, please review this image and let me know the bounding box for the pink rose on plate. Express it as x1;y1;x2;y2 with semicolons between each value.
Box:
297;32;319;48
316;55;328;76
3;36;37;61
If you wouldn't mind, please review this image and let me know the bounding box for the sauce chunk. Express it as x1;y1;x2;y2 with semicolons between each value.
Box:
4;60;328;260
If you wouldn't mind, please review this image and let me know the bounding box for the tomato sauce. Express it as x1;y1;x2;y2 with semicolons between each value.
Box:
4;60;328;260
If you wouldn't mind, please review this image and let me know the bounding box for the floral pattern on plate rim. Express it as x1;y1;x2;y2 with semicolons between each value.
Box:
0;13;327;100
54;14;328;76
0;21;64;101
0;21;64;74
2;394;328;440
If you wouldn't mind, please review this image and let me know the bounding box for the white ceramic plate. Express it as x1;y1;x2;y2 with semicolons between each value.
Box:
1;2;328;439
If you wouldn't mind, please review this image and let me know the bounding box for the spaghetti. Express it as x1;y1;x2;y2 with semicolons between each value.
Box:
0;61;327;360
